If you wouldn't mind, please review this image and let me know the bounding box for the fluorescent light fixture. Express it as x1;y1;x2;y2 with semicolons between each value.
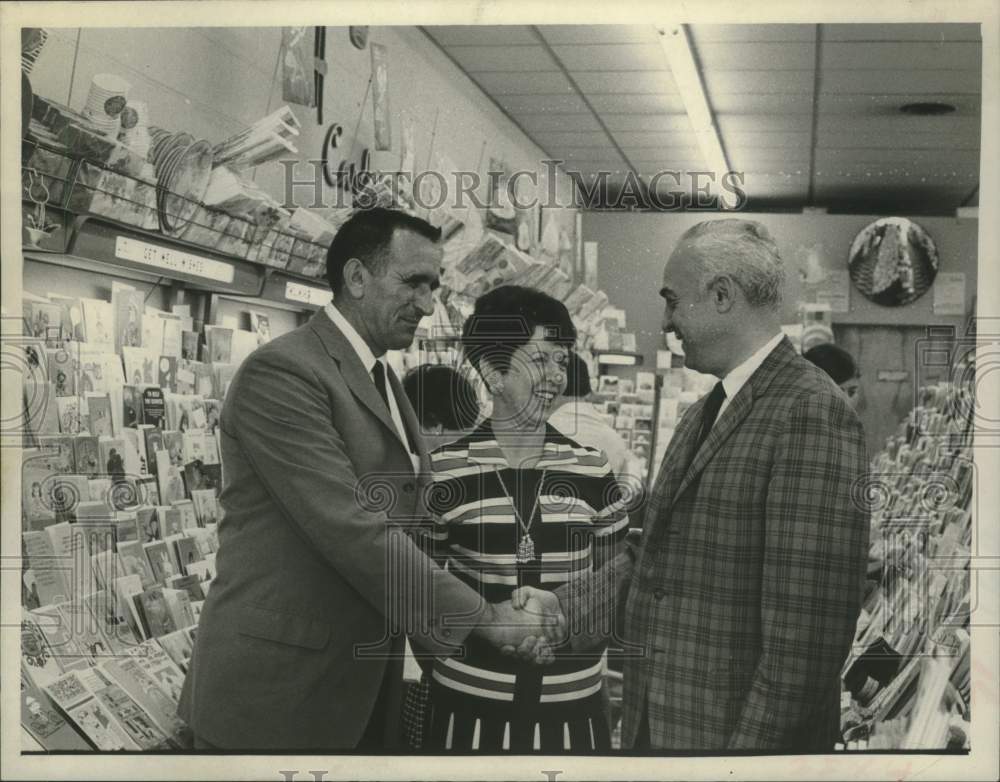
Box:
656;24;737;209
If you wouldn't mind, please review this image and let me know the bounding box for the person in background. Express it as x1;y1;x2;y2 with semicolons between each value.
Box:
547;352;642;487
804;342;863;410
547;353;626;472
402;364;481;451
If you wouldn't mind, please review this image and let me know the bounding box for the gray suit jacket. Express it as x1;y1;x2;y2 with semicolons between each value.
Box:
178;310;486;749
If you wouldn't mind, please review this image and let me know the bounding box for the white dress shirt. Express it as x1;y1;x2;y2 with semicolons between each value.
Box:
324;302;420;472
717;332;785;420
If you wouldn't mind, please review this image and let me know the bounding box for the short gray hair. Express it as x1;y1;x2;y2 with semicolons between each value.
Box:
677;219;785;309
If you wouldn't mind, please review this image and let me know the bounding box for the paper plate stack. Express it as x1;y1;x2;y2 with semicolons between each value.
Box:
118;100;151;160
82;74;131;136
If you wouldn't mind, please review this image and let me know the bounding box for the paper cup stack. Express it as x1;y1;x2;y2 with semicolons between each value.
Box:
82;73;131;136
119;100;151;160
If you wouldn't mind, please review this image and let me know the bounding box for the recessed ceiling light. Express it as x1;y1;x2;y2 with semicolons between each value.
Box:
900;102;957;116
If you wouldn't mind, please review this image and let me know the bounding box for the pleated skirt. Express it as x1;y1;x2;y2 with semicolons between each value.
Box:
424;682;610;753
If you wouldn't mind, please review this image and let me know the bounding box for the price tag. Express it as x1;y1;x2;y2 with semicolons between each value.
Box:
115;236;235;284
285;281;333;307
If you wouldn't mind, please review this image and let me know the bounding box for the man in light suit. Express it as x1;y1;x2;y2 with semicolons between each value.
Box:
179;208;560;750
548;219;869;751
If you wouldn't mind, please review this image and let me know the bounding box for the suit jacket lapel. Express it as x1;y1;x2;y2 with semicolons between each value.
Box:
642;407;700;531
387;364;427;466
671;336;799;502
307;310;405;455
673;387;753;501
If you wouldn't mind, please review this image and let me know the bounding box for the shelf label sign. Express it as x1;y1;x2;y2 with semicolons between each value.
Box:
115;236;235;284
285;281;332;307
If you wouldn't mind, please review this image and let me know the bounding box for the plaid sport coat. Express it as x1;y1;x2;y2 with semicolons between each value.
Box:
618;337;869;751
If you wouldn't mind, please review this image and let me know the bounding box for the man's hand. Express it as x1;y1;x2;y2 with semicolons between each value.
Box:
503;586;567;664
474;587;566;665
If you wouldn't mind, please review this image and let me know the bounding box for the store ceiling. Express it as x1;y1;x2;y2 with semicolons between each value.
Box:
422;23;982;215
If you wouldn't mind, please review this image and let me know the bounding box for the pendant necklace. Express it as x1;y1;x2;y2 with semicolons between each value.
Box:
494;467;547;564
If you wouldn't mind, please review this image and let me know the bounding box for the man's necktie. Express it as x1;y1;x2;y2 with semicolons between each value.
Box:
696;381;727;449
371;360;391;410
372;360;417;454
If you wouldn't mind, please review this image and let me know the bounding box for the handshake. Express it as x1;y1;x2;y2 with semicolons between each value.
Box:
475;586;566;665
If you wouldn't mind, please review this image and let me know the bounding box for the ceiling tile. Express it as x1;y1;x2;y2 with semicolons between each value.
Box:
703;70;815;94
821;42;981;71
726;149;811;169
561;163;633;177
496;94;590;113
539;25;662;45
815;148;980;166
818;92;981;115
822;23;982;42
711;93;815;113
552;43;666;71
817;115;981;136
689;24;816;43
613;130;693;148
574;71;677;94
470;71;574;95
721;131;813;149
649;177;712;197
696;42;816;71
515;113;603;131
560;164;633;177
587;94;686;113
422;23;980;216
531;131;613;147
812;165;978;185
554;145;624;157
816;130;979;150
623;147;701;162
821;69;981;93
443;44;556;72
717;115;813;133
423;26;539;46
635;161;713;175
602;113;692;132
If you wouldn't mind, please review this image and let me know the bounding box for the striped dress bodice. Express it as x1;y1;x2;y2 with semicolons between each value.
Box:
423;421;629;707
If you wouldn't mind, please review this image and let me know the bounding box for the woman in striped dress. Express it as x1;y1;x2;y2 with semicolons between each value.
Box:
420;286;629;753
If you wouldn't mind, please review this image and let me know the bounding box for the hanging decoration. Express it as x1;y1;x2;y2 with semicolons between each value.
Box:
280;27;316;108
485;157;517;236
370;43;392;151
349;26;369;50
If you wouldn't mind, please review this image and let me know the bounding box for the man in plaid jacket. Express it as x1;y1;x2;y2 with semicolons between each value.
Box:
554;219;869;751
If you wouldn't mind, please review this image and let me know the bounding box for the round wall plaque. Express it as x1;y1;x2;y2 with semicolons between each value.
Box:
847;217;939;307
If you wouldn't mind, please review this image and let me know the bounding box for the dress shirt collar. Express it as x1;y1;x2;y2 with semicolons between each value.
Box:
324;301;379;373
720;331;785;402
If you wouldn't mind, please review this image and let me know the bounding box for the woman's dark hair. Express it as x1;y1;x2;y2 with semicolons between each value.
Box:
325;207;441;295
402;365;480;431
460;285;576;377
562;351;592;398
803;343;858;385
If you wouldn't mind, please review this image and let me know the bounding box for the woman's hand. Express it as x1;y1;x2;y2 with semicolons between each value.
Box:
499;586;567;664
